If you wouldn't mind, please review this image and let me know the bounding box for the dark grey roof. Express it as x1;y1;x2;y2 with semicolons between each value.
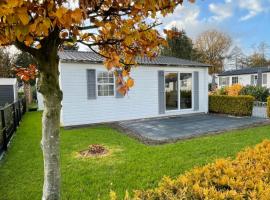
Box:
218;67;270;76
58;51;210;67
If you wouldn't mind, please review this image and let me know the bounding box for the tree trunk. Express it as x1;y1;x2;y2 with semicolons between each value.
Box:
14;29;62;200
37;56;62;200
24;82;32;105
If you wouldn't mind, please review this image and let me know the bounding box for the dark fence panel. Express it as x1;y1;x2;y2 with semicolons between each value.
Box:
0;98;26;158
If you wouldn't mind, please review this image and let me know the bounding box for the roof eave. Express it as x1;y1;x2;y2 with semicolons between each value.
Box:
60;59;210;67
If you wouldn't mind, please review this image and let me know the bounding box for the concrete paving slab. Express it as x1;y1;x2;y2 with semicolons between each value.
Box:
117;114;269;142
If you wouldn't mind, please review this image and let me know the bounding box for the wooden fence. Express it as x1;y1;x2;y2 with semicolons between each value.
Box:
0;98;26;158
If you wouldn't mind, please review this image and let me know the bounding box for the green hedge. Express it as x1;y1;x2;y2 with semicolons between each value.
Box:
267;97;270;118
209;95;254;116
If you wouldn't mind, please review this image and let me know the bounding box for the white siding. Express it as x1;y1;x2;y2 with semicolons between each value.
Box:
59;62;208;126
218;73;270;88
37;91;44;111
262;73;269;88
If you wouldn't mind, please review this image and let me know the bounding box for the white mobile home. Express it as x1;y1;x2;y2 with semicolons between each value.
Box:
0;78;18;107
38;51;210;127
218;67;270;88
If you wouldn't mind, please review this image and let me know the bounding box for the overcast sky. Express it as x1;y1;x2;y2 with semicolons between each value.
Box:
158;0;270;56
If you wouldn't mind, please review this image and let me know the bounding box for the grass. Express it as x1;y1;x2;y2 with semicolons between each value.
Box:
27;101;38;111
0;112;270;200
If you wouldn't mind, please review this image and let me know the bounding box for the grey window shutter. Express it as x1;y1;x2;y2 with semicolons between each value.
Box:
193;71;199;111
257;70;262;86
158;71;165;114
87;69;96;99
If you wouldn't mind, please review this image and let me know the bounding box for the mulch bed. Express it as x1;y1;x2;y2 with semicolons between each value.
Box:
78;144;109;157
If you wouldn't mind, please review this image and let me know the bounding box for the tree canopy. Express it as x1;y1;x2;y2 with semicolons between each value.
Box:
161;27;195;60
0;0;193;93
248;53;269;67
0;47;13;77
195;30;232;74
248;42;270;67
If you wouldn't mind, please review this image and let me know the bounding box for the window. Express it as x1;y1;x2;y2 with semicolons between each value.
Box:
219;77;229;87
232;76;238;84
97;71;114;96
251;75;258;86
263;74;267;85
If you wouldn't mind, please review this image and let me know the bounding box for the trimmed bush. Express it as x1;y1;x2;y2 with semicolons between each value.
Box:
267;97;270;118
209;95;254;116
111;140;270;200
240;85;270;102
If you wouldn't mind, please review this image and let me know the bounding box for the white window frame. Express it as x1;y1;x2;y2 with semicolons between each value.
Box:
251;74;258;86
232;76;238;85
164;71;194;112
96;71;115;97
220;77;229;87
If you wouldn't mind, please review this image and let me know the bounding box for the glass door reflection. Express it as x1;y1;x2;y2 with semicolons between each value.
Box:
165;72;178;111
180;73;192;109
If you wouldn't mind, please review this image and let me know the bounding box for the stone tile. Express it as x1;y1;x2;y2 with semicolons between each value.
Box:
118;114;269;141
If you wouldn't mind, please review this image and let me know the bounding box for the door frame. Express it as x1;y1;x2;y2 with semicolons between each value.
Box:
164;71;194;113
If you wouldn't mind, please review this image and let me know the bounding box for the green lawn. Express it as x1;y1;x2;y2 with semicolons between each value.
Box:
0;112;270;200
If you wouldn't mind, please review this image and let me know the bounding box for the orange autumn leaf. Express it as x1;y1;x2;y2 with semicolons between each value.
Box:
16;7;29;25
164;29;181;39
122;70;129;77
118;85;127;95
126;78;134;88
71;8;83;23
14;64;38;82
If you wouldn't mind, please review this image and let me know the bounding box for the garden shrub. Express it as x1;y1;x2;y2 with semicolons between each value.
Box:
111;140;270;200
212;84;243;96
209;95;254;116
267;97;270;118
211;86;228;95
226;84;243;96
240;85;270;102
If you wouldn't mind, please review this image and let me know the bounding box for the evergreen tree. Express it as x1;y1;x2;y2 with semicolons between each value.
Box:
161;27;194;60
0;47;13;78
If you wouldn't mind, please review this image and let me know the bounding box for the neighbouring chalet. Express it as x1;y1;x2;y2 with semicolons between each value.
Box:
0;78;18;107
218;67;270;88
37;51;210;127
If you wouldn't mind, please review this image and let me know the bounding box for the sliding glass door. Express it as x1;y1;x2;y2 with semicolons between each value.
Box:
165;72;193;111
165;72;178;111
180;73;192;109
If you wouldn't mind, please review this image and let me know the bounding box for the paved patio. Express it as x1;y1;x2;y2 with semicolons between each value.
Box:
117;114;269;142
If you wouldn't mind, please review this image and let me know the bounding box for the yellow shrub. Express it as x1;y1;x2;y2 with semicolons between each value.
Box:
113;140;270;199
227;84;243;96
